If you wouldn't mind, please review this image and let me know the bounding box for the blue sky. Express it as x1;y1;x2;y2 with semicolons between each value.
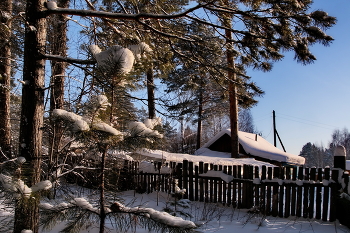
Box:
249;1;350;155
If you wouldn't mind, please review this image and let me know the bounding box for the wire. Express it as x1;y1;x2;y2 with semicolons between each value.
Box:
275;114;335;130
277;112;337;128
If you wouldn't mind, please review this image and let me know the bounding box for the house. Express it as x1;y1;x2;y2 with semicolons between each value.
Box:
195;129;305;166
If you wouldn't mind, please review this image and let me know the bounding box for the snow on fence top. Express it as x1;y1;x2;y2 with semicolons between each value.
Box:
197;129;305;166
136;149;275;167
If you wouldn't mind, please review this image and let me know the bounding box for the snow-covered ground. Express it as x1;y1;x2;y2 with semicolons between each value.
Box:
35;189;349;233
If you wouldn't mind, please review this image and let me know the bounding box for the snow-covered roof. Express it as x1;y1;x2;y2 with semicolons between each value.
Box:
136;149;276;168
197;129;305;166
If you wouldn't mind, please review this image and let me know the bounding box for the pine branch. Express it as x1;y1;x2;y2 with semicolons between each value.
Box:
42;53;96;65
43;3;210;20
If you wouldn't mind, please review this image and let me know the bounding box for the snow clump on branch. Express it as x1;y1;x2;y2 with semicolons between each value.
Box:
89;44;135;75
52;109;90;132
111;201;196;229
0;174;52;198
128;42;152;60
129;120;163;138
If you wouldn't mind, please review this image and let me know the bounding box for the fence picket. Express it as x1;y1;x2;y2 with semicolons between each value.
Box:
261;166;267;215
296;167;303;217
189;161;194;201
303;168;310;218
237;165;242;208
284;167;291;218
308;167;317;219
315;168;323;219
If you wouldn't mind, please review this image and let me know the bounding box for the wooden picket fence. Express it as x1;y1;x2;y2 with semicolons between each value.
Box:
121;159;349;222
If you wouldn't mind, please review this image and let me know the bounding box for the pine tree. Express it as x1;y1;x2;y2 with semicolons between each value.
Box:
0;0;13;158
15;0;47;231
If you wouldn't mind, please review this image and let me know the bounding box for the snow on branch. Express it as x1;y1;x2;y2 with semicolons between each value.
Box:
0;174;52;198
129;121;163;138
110;202;196;229
89;45;135;75
52;109;90;132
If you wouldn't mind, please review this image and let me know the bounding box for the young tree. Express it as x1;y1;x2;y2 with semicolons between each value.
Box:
47;0;70;181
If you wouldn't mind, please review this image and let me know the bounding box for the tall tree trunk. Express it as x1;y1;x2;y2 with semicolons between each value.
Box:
48;0;69;179
196;86;203;150
223;1;239;158
0;0;12;159
146;67;156;119
15;0;47;232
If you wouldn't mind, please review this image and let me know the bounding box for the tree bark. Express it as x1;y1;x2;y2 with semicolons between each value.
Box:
196;85;203;150
48;0;69;180
0;0;12;158
15;0;47;232
223;1;239;158
146;67;156;119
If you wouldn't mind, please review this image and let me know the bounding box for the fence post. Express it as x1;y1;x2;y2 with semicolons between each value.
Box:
331;145;346;222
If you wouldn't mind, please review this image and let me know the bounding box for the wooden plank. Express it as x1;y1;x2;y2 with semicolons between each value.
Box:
209;163;214;203
291;166;297;216
261;166;267;215
329;169;339;222
308;167;317;219
247;165;254;208
272;167;279;217
195;165;199;201
218;165;223;203
223;165;227;205
183;160;189;199
284;167;291;218
266;166;272;216
296;166;303;217
322;167;330;221
237;165;242;208
303;168;310;218
189;161;194;201
199;162;204;202
315;168;323;219
278;167;285;218
204;163;209;203
254;166;260;208
213;165;218;203
228;166;233;206
242;165;248;208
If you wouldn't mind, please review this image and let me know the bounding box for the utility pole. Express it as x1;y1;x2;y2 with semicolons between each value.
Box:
273;110;276;147
272;110;286;152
